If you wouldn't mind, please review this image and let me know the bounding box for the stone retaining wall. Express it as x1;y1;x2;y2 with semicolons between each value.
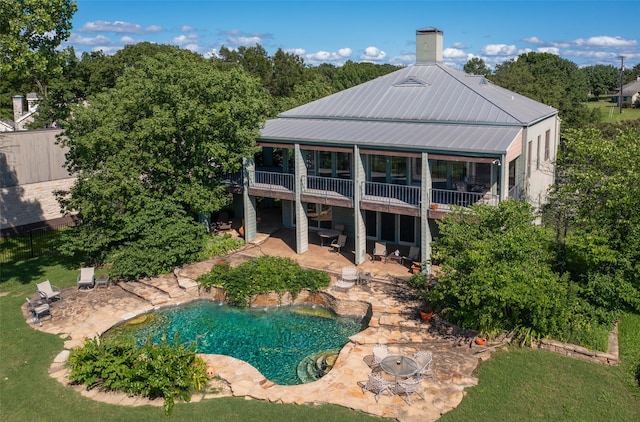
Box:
197;288;371;319
531;323;619;366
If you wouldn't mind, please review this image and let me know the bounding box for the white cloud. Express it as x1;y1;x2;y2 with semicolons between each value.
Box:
67;33;113;46
451;42;466;49
305;48;353;65
443;47;467;60
360;46;386;62
482;44;518;56
285;48;307;57
181;25;194;32
575;35;637;47
120;36;135;44
389;53;414;66
537;47;559;55
77;20;164;34
172;34;199;47
523;36;543;44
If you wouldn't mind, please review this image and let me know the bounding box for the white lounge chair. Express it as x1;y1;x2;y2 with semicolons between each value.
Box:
77;267;95;290
26;298;51;323
372;242;387;262
36;280;62;303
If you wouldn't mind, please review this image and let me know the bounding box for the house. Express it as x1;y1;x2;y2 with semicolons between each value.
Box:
236;27;560;266
5;93;41;131
617;76;640;107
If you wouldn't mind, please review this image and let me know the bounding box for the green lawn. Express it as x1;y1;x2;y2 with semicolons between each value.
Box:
1;255;639;421
585;99;640;123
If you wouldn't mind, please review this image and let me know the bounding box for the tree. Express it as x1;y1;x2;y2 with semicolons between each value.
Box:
57;48;271;278
491;52;597;128
548;124;640;313
428;200;572;341
582;64;619;99
0;0;77;95
463;57;491;77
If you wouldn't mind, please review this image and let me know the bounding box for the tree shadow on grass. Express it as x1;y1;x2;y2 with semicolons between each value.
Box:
0;252;82;286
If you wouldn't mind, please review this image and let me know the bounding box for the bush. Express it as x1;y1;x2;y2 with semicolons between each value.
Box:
67;333;208;415
197;232;245;261
197;256;331;307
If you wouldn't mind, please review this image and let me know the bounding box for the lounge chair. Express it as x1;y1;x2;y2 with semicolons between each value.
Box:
36;280;62;303
404;246;420;265
395;376;425;405
361;372;395;403
372;242;387;262
26;298;52;323
333;266;358;292
77;267;95;290
330;234;347;253
412;350;434;379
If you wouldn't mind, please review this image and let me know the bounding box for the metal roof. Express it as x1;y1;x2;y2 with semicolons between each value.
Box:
260;62;557;155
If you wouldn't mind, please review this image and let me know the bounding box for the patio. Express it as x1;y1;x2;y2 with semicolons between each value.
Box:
25;212;491;422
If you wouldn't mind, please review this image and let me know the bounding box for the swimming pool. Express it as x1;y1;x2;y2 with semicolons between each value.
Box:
103;300;366;385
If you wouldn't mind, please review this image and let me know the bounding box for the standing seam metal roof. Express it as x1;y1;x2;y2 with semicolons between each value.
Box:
260;62;557;155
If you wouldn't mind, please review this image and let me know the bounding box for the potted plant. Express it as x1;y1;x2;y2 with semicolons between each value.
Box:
430;202;439;210
419;307;433;322
474;336;487;346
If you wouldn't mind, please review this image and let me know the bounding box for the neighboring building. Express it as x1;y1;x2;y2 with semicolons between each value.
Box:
617;76;640;107
236;27;560;265
3;93;41;131
0;129;75;233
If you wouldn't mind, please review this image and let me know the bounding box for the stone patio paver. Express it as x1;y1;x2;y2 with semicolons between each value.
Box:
25;222;491;422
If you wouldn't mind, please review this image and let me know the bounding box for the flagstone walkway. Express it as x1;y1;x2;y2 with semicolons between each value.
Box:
25;224;492;421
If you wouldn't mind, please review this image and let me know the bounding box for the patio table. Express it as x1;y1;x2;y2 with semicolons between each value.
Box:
379;355;419;390
317;229;340;246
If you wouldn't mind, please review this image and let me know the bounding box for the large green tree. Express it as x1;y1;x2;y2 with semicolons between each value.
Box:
581;64;620;100
463;57;492;77
57;48;271;278
491;52;597;128
0;0;77;95
428;200;572;341
548;124;640;313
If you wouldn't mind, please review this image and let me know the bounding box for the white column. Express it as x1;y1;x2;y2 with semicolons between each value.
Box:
353;145;367;265
421;152;432;263
294;144;308;254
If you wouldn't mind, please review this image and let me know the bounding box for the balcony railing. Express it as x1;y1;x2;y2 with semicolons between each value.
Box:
430;188;498;208
362;181;421;207
252;171;295;192
302;175;354;199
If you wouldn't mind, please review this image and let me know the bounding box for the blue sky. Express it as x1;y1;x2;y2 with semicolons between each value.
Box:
66;1;640;70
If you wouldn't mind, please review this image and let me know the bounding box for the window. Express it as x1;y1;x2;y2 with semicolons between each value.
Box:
399;215;415;243
369;156;387;183
544;130;550;161
390;157;407;185
536;135;541;170
527;141;532;177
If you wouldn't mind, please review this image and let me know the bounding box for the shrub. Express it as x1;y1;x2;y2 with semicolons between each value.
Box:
197;232;245;261
67;333;208;415
196;256;331;307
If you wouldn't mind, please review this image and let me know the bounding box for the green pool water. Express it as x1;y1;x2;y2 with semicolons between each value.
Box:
104;300;366;385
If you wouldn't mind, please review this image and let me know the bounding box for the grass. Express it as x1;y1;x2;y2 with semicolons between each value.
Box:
1;255;639;421
585;99;640;123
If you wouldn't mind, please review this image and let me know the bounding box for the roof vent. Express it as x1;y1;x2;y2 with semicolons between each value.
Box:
394;76;430;87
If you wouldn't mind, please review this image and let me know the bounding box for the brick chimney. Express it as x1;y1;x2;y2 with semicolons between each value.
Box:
416;27;443;63
12;95;24;129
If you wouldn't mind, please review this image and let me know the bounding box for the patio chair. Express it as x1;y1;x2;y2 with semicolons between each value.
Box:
330;234;347;253
372;344;390;366
412;350;434;379
395;376;425;405
26;298;52;323
361;372;395;403
334;266;358;292
404;246;420;266
77;267;95;290
214;211;233;232
372;242;387;262
36;280;62;303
